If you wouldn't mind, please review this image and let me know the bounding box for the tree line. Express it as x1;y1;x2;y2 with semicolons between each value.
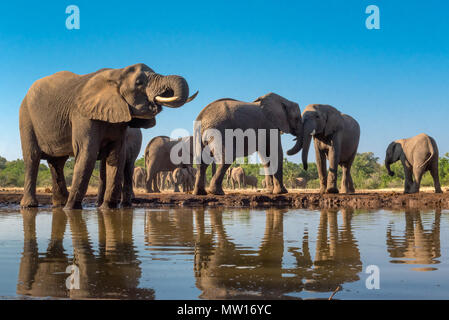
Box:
2;152;449;189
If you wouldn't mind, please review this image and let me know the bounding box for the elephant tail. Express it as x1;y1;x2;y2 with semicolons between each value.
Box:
419;138;435;169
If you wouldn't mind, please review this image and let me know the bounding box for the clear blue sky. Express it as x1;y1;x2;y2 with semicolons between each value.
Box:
1;0;448;163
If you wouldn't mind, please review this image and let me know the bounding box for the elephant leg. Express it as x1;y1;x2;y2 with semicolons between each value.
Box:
47;156;69;207
96;158;106;207
152;173;160;193
341;164;355;194
430;160;442;193
403;165;414;194
315;145;328;194
193;163;208;195
65;141;100;210
101;140;126;209
263;173;274;193
273;144;288;194
326;138;341;194
145;166;158;193
20;123;40;208
412;167;424;194
209;163;231;195
121;158;134;207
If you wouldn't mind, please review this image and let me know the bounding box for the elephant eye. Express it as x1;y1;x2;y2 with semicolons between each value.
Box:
135;79;144;86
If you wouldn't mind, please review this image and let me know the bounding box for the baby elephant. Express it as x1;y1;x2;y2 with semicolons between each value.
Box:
385;133;442;194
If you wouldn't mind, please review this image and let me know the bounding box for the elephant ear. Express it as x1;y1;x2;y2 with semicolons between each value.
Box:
323;105;344;137
392;141;404;161
76;70;132;123
255;92;290;133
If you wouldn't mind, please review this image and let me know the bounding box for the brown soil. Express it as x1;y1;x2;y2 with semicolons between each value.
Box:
1;189;449;209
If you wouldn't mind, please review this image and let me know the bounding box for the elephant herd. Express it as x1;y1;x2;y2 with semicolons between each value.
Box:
18;63;443;209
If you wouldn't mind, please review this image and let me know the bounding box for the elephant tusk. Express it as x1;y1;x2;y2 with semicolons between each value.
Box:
155;95;180;103
186;91;199;103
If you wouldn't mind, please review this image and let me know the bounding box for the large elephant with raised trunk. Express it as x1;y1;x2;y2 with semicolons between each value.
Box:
385;133;442;194
19;63;197;209
300;104;360;194
193;93;303;195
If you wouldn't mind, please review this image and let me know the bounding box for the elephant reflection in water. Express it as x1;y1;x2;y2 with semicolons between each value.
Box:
143;208;363;298
17;208;154;299
17;209;68;297
386;209;441;269
144;208;196;249
301;209;362;292
193;208;305;299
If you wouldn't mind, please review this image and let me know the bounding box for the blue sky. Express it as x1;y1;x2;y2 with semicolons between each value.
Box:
0;0;448;163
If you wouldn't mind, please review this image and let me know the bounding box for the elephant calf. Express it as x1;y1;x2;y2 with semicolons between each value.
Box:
133;166;146;190
245;175;258;189
385;133;442;194
300;104;360;194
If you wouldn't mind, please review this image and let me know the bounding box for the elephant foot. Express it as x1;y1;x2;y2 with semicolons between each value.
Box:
120;201;132;208
64;201;83;210
319;188;326;195
52;196;68;207
265;188;274;194
20;195;39;208
273;186;288;194
435;188;443;194
100;201;119;209
326;187;339;194
208;186;225;195
193;188;208;196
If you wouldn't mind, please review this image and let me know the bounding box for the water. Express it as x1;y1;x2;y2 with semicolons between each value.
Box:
0;206;448;300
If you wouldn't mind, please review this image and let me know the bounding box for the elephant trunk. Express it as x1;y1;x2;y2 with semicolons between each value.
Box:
154;75;198;108
301;122;314;171
385;161;395;176
286;136;303;156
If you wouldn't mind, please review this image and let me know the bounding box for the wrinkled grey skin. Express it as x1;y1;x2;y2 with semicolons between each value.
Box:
19;63;197;209
226;167;246;189
193;93;303;195
291;177;307;188
301;104;360;194
144;136;194;193
133;167;146;190
385;133;442;194
97;127;143;207
172;166;196;193
245;175;258;189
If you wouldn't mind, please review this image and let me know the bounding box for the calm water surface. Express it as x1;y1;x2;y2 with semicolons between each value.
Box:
0;207;448;299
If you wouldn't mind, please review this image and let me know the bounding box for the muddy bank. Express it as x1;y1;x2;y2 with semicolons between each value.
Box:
1;190;449;209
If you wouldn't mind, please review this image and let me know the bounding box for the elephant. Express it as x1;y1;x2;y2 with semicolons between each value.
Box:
19;63;197;209
97;127;143;207
193;93;303;195
144;136;194;193
300;104;360;194
172;166;196;193
385;133;442;194
245;175;258;189
133;166;146;190
291;177;307;189
226;167;246;189
158;170;174;190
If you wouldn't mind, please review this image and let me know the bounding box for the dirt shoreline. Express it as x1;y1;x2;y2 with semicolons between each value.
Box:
1;190;449;210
